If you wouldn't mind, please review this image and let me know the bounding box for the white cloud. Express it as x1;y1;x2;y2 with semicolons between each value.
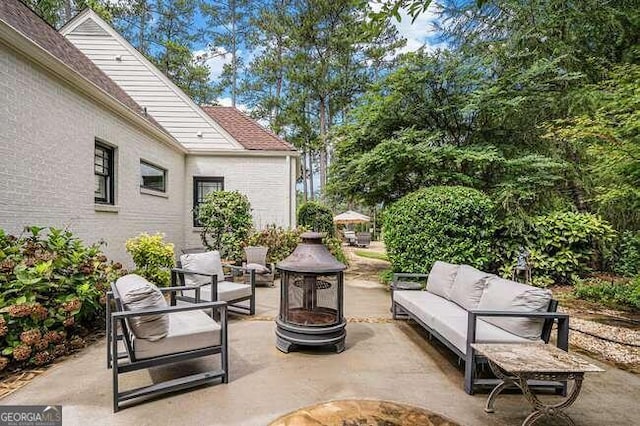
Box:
378;2;447;54
193;47;230;81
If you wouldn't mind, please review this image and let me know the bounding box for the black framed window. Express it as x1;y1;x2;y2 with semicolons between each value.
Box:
140;161;167;192
95;142;114;204
193;177;224;226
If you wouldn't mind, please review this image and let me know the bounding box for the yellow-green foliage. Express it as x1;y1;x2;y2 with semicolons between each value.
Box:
125;233;174;287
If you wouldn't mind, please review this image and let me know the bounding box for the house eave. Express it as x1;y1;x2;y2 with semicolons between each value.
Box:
0;19;187;155
187;148;300;157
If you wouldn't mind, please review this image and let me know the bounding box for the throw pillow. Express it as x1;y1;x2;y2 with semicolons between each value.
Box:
115;274;169;341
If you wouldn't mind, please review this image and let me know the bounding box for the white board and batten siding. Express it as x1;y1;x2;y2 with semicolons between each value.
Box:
61;13;243;152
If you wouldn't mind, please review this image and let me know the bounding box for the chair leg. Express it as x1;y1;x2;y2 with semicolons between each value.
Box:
112;316;120;412
221;308;229;384
465;350;475;395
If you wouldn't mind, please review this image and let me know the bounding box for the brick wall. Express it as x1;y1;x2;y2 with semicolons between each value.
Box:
0;44;186;266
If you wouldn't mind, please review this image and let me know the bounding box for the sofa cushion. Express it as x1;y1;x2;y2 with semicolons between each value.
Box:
132;309;221;359
394;290;466;329
180;251;225;287
115;274;169;342
426;261;459;299
432;314;532;355
245;263;270;275
477;276;553;339
449;265;492;310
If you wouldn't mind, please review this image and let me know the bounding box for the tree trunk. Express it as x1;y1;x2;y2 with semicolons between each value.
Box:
139;2;146;54
63;0;73;22
302;150;308;202
308;151;315;201
318;97;328;193
231;0;237;107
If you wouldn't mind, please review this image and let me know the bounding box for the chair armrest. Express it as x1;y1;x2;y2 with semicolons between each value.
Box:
172;267;216;278
111;301;227;319
160;285;207;293
467;310;569;351
392;273;429;280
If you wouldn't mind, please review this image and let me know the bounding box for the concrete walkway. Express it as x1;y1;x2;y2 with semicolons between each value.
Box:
3;249;639;425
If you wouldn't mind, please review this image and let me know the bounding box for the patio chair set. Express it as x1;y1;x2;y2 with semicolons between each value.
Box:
107;246;272;411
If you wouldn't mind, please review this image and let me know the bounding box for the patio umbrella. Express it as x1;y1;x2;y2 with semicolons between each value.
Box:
333;210;370;224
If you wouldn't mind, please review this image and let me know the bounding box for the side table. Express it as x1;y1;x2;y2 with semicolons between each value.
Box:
472;343;603;426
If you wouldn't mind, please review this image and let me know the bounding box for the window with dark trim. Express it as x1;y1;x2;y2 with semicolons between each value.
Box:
140;160;167;192
95;142;114;204
193;177;224;226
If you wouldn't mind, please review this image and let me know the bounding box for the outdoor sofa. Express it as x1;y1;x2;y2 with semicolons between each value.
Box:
391;261;569;394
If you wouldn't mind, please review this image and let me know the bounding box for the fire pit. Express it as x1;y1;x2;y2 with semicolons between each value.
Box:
275;232;346;353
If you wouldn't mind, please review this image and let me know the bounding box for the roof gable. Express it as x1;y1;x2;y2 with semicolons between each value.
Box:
61;10;245;152
201;107;295;152
0;0;167;135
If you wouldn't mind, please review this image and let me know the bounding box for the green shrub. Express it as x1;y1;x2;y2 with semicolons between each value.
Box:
383;186;496;273
297;202;335;236
574;278;640;311
197;191;253;261
244;225;348;266
610;231;640;277
244;225;304;264
125;233;174;287
495;212;616;286
0;227;124;372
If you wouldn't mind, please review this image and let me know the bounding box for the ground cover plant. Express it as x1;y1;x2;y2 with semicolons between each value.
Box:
0;227;124;372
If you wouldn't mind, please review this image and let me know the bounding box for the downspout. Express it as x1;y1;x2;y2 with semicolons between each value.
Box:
286;155;292;227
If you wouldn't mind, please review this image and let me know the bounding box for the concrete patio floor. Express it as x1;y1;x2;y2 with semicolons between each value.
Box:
3;252;639;425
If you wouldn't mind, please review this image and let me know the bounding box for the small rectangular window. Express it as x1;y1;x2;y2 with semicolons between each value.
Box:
140;161;167;192
193;177;224;226
95;142;114;204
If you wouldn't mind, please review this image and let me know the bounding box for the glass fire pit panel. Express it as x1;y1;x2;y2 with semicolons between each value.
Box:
285;273;339;326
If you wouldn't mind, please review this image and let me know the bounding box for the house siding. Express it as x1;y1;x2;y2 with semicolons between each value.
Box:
0;43;186;265
63;16;242;152
184;155;296;249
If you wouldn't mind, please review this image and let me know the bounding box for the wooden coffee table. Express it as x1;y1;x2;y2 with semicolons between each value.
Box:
471;342;603;426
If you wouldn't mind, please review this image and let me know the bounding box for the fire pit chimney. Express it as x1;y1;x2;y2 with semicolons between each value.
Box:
276;232;347;353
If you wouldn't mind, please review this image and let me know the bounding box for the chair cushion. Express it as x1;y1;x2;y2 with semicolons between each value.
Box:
394;290;466;329
449;265;492;310
132;310;221;359
115;274;169;342
245;263;270;275
432;313;532;355
184;281;253;303
180;251;225;287
426;261;460;299
477;276;553;339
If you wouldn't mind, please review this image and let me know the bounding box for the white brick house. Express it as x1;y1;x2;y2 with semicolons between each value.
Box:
0;1;298;264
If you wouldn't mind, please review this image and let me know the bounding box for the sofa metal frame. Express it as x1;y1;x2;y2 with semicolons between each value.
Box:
107;281;228;412
391;273;569;395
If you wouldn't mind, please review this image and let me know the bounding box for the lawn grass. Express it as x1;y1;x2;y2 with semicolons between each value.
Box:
354;250;389;262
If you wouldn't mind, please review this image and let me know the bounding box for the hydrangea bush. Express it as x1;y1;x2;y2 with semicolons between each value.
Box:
0;227;124;373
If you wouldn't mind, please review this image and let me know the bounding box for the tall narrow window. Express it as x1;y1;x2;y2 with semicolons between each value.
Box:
193;177;224;226
140;161;167;192
95;142;114;204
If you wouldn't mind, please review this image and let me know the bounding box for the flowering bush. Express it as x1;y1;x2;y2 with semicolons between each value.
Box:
125;233;174;287
0;227;124;372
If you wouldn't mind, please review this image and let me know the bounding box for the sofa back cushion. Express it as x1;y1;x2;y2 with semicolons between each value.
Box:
180;251;225;287
478;276;552;339
115;274;169;341
426;261;460;299
448;265;492;310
